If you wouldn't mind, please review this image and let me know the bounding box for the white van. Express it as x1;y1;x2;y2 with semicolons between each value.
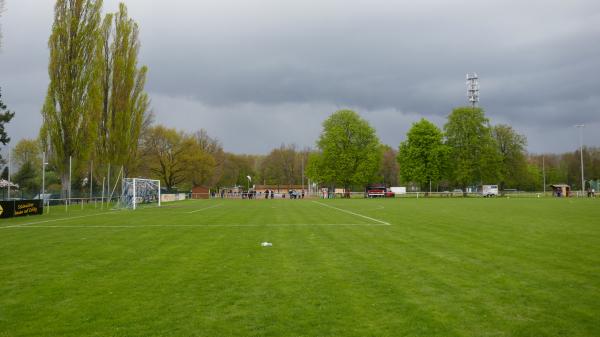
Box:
482;185;499;197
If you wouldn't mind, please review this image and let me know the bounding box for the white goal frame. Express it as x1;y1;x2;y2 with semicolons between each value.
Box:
121;178;161;210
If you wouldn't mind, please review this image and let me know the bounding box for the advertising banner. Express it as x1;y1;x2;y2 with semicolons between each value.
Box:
0;200;44;219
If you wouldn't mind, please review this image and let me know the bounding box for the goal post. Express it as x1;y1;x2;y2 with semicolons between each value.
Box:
121;178;161;210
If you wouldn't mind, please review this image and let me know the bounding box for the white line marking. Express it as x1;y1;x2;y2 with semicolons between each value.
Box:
312;201;391;225
4;223;388;229
186;203;224;214
0;211;119;229
370;205;385;210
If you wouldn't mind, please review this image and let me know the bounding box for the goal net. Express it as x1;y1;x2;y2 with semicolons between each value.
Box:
120;178;161;210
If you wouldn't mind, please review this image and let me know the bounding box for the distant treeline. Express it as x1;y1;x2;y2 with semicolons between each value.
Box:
6;108;599;196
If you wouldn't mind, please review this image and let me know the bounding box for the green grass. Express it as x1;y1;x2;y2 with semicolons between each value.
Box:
1;198;599;336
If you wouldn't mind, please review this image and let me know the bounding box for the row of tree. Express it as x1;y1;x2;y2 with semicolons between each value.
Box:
3;115;600;194
398;107;528;191
40;0;149;196
398;108;600;192
305;108;598;193
5;106;600;196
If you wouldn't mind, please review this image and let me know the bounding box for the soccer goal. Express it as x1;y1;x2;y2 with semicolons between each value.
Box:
120;178;161;210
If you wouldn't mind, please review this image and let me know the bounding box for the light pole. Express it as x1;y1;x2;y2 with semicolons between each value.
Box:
69;155;72;207
542;155;546;195
575;124;585;195
301;155;305;194
42;152;48;207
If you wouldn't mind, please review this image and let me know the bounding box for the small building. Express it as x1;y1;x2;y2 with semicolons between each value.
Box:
550;184;571;197
191;186;210;199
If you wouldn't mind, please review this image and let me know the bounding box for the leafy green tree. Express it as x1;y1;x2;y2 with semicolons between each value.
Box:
12;138;42;169
41;0;103;194
0;87;15;163
98;3;149;174
11;139;42;196
307;110;381;191
522;161;543;191
444;107;501;189
13;162;37;196
398;118;448;191
492;124;528;189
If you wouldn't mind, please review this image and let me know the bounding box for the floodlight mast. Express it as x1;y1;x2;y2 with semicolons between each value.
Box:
466;73;479;109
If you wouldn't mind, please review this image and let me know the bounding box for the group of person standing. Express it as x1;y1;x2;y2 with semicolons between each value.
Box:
587;188;596;198
216;188;307;199
262;189;305;199
264;189;275;199
287;189;305;199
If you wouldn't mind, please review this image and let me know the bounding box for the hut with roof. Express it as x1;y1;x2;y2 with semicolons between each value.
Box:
550;184;570;197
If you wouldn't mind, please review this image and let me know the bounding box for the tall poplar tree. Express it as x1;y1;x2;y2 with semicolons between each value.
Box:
98;3;149;174
41;0;103;193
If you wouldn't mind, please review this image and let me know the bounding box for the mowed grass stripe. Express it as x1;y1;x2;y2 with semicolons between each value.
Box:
3;200;379;229
318;225;462;336
312;201;391;225
373;198;600;336
186;203;224;214
11;223;388;228
1;198;599;336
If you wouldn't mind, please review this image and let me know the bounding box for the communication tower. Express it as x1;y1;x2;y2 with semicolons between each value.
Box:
466;73;479;108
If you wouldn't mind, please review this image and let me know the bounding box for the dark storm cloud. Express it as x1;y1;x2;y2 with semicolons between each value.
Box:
1;0;599;154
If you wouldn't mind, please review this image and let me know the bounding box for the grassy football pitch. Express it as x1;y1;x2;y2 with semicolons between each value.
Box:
1;197;599;336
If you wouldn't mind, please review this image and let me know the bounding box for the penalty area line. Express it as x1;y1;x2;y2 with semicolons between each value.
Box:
186;203;224;214
312;201;391;225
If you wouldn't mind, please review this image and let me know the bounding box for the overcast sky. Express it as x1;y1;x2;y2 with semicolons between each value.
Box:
1;0;599;154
